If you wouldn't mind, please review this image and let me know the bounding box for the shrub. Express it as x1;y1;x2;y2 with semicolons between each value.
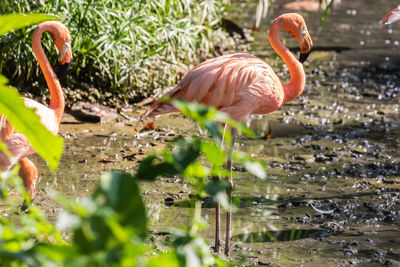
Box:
0;0;230;104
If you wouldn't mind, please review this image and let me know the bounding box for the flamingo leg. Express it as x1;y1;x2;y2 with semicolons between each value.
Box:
18;158;38;201
224;127;236;256
214;123;228;253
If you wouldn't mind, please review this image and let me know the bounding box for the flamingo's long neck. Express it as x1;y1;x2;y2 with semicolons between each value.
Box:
268;23;305;104
32;25;65;125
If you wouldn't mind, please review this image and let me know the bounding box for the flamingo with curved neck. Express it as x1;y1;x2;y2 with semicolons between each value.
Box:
140;13;313;255
0;21;72;201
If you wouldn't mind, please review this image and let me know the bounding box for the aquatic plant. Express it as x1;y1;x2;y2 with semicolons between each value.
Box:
0;0;230;102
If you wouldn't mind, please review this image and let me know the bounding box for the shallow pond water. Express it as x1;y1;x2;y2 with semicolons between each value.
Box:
15;0;400;265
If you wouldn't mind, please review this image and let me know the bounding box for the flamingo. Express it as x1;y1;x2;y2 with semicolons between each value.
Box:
283;1;321;12
0;21;72;201
140;13;313;255
379;6;400;25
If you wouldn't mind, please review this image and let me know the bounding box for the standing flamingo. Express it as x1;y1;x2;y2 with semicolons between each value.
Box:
379;6;400;25
140;13;313;255
0;21;72;201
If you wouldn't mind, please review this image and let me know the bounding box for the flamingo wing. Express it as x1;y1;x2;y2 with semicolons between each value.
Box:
1;99;58;145
141;53;273;121
23;98;59;135
0;98;60;171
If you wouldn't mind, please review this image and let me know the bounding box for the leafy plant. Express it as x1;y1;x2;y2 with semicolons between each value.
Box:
0;98;266;266
0;101;265;266
0;0;231;103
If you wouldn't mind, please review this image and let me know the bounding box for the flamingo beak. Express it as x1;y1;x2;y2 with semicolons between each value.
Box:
299;51;311;63
57;38;72;77
299;28;313;64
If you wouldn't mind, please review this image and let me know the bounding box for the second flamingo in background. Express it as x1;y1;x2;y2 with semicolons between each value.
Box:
0;21;72;201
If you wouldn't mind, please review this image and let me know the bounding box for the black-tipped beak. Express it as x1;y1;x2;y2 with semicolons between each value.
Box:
299;51;311;63
57;63;70;78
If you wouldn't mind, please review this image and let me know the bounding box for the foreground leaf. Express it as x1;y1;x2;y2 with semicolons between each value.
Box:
0;14;55;36
94;171;147;237
0;76;63;170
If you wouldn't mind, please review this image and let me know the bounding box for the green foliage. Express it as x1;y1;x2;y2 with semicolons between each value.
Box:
0;13;54;35
0;14;63;170
0;0;229;101
0;100;267;266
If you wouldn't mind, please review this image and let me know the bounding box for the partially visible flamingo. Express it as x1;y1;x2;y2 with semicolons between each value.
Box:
0;21;72;201
283;0;320;12
379;6;400;25
140;13;313;255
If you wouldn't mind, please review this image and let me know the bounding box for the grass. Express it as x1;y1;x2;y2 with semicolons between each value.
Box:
0;0;231;105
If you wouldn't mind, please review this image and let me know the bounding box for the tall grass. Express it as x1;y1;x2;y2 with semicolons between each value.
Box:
0;0;230;103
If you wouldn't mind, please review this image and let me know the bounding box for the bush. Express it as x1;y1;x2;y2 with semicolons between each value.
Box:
0;0;230;104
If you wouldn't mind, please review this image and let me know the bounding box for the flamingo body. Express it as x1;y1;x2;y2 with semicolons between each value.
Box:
0;21;72;200
145;53;284;122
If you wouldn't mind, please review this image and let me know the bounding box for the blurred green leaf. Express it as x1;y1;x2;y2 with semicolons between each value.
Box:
204;180;231;197
170;228;216;267
171;138;200;172
183;162;210;179
146;252;180;267
0;76;63;171
135;155;178;181
0;13;55;36
234;152;267;180
94;171;147;237
200;141;225;167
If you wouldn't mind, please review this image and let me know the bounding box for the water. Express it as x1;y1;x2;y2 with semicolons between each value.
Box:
24;0;400;265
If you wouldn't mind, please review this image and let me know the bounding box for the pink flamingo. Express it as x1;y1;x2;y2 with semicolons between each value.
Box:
283;1;321;12
379;6;400;25
0;21;72;201
140;13;313;255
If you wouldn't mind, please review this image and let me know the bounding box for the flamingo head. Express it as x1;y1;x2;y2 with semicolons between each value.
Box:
276;13;313;63
379;6;400;26
47;21;73;66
